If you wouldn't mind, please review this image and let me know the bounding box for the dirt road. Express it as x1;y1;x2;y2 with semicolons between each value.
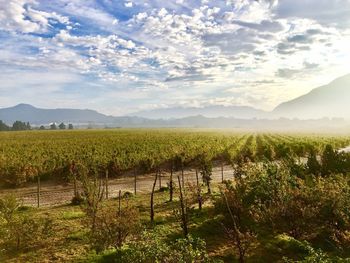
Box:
0;166;235;207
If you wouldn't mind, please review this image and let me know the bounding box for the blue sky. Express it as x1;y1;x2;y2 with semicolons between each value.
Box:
0;0;349;115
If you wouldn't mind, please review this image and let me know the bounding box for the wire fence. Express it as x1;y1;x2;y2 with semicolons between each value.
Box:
0;166;235;207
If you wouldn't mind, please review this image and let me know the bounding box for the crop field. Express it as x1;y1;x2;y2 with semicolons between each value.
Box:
1;129;349;187
0;129;350;262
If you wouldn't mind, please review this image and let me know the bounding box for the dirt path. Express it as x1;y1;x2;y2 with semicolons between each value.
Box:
0;166;234;207
339;146;350;153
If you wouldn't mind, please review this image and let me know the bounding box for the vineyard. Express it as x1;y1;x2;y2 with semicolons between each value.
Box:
1;129;350;262
1;129;350;187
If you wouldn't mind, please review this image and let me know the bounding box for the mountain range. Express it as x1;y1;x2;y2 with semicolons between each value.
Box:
0;73;349;127
273;73;350;119
131;73;350;120
130;105;267;119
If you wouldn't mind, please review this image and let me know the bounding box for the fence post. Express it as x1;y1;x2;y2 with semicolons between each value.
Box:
181;163;185;190
221;162;224;183
105;170;109;199
37;175;40;208
169;164;173;202
118;190;121;216
73;174;78;198
134;168;137;196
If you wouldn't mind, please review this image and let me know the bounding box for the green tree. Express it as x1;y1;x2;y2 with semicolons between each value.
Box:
68;123;74;130
50;123;57;130
0;120;10;131
12;121;29;131
321;144;339;175
306;150;321;175
59;122;66;130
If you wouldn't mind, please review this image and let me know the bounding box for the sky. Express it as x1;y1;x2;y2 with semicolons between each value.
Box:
0;0;349;116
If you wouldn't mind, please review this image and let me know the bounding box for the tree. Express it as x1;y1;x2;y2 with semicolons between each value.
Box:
79;170;105;233
68;123;74;130
50;123;57;130
321;144;339;175
306;150;321;175
200;157;212;194
58;122;66;130
90;200;140;252
39;125;45;130
12;121;29;131
0;120;10;131
0;194;54;252
215;181;257;263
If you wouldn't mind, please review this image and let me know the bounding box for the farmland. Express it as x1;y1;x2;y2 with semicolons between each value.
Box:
0;129;350;262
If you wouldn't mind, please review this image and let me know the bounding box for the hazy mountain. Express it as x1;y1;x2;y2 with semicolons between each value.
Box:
273;74;350;119
0;104;116;125
130;105;267;119
1;73;349;127
0;104;349;131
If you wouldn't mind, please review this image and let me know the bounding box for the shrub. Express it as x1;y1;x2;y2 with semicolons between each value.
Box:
0;195;54;252
109;231;219;263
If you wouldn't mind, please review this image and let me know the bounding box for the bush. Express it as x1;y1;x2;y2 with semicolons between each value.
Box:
106;231;219;263
89;206;140;252
0;195;54;253
215;162;350;260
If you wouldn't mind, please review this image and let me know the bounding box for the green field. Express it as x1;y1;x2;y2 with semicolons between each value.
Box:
1;129;349;186
0;129;350;262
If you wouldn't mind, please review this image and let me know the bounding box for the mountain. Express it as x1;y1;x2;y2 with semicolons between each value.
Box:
0;104;116;125
129;105;267;119
1;73;350;126
273;74;350;119
0;104;349;131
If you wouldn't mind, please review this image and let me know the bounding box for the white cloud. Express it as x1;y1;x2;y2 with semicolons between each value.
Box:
125;2;133;8
0;0;349;114
0;0;70;33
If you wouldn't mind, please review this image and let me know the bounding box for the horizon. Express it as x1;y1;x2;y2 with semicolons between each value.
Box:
1;1;350;116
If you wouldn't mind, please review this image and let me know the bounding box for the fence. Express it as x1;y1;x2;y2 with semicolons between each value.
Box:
0;165;235;207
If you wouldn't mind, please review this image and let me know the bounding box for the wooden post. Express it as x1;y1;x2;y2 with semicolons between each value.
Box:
169;165;173;202
105;170;109;199
150;172;158;223
177;175;188;237
159;168;162;190
118;190;121;217
221;162;224;183
118;189;122;246
37;175;40;208
73;174;78;198
195;169;202;210
181;163;185;190
134;168;137;196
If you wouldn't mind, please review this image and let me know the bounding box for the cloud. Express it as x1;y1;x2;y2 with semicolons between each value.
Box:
276;68;300;78
0;0;70;33
0;0;349;114
273;0;350;28
125;2;133;8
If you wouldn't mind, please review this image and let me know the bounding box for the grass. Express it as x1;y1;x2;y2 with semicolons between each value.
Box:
61;210;85;220
0;182;330;263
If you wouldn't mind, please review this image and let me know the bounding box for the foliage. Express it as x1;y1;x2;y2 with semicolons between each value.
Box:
89;205;140;252
0;195;54;253
59;122;66;130
0;120;10;131
105;231;218;263
1;130;349;185
12;121;31;131
215;163;350;261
